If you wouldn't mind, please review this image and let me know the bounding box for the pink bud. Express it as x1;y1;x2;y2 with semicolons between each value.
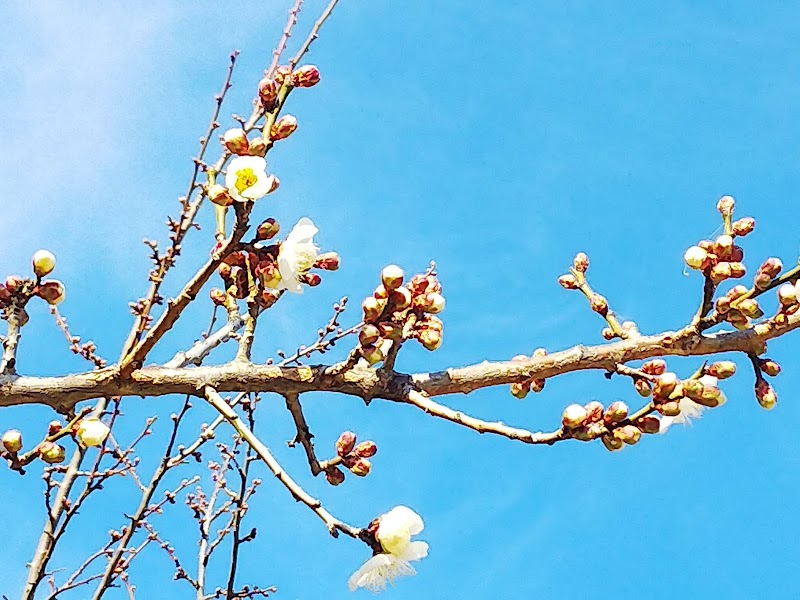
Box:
558;274;579;289
755;380;777;410
573;252;589;273
208;184;234;207
292;65;321;88
759;359;781;377
349;457;372;477
716;195;735;216
270;115;298;141
223;128;250;155
590;294;608;316
258;77;279;108
336;431;357;457
355;441;377;458
256;218;280;241
706;361;736;379
325;467;345;486
314;252;341;271
603;401;629;425
732;217;755;236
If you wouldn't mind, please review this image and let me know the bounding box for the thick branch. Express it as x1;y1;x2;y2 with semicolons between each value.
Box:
2;317;798;410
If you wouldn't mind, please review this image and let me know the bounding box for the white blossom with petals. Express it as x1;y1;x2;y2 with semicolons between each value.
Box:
224;156;275;202
659;375;725;432
274;217;319;294
348;506;428;592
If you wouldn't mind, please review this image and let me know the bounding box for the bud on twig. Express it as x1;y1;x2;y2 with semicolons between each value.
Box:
2;430;22;453
223;128;250;155
270;115;298;141
32;250;56;278
336;431;357;457
562;404;588;429
293;65;321;88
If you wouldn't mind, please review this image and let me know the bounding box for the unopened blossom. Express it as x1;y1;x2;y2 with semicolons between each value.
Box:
659;376;722;432
274;218;319;294
348;506;428;592
224;156;276;202
76;418;111;447
32;250;56;278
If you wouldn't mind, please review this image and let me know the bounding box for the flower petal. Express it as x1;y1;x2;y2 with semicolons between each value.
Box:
400;541;429;562
380;506;424;536
285;217;319;244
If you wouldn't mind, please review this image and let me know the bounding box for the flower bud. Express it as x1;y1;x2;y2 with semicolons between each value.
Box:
256;218;280;240
716;195;735;216
681;379;704;401
32;250;56;278
325;467;345;486
601;328;615;340
584;401;604;423
76;418;110;447
39;442;66;464
706;361;736;379
5;275;23;293
558;274;579;290
418;291;445;313
381;265;405;290
292;65;321;88
634;378;652;397
758;258;783;279
389;287;412;310
604;401;629;425
759;359;781;377
653;372;678;398
777;283;798;306
573;252;589;273
755;380;777;410
601;434;624;452
302;273;322;287
572;423;605;441
636;416;661;434
737;298;763;319
208;184;234;207
709;262;732;284
360;344;385;365
714;234;734;256
510;382;530;399
248;136;268;157
562;404;588;429
2;430;22;453
732;217;755;236
209;288;227;306
258;77;279;107
657;401;682;417
590;294;608;316
274;65;292;84
613;425;641;445
728;262;746;279
258;290;279;308
349;457;372;477
641;359;666;376
355;441;378;458
697;384;725;408
314;252;341;271
362;297;385;322
379;322;402;340
270;115;298;141
754;273;773;290
531;379;546;393
223;128;250;155
336;431;357;457
359;324;381;346
36;280;66;305
417;326;443;351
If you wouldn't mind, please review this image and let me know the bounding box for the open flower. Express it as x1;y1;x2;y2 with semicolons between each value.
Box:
348;506;428;592
274;217;319;294
659;375;724;432
224;156;275;202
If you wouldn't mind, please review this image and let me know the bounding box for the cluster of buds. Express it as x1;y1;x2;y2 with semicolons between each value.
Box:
560;400;659;451
211;218;338;308
683;196;758;287
714;285;763;330
1;251;67;319
642;359;730;416
357;266;445;364
257;64;320;111
324;431;378;485
508;349;547;399
775;279;800;327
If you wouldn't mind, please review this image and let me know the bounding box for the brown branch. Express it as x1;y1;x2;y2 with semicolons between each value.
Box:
267;0;304;77
3;315;799;411
284;392;322;475
289;0;340;69
204;387;361;539
1;307;24;375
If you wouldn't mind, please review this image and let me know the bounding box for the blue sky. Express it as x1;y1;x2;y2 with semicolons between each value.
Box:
2;1;800;598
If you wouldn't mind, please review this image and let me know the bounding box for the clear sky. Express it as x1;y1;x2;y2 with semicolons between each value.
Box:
2;1;800;598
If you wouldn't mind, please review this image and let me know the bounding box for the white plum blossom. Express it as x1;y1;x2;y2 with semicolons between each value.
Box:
75;418;111;447
348;506;429;593
659;375;725;432
275;217;319;294
224;156;275;202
